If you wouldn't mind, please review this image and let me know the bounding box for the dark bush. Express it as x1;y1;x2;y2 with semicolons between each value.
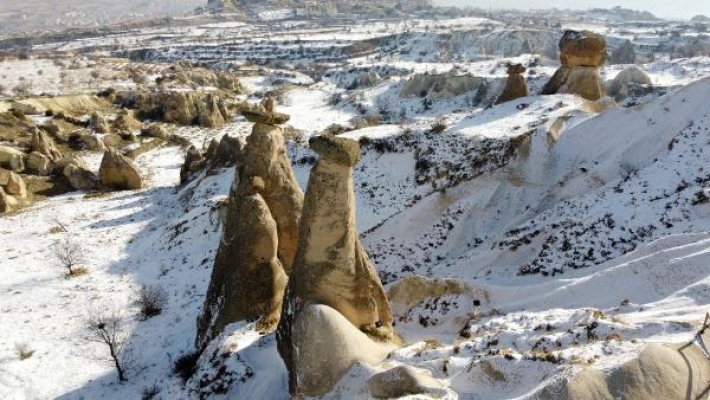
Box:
138;285;168;320
173;351;201;383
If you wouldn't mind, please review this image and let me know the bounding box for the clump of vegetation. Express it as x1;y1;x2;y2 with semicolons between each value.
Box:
141;383;161;400
52;237;88;278
15;342;35;360
174;351;201;383
137;284;169;320
429;117;448;134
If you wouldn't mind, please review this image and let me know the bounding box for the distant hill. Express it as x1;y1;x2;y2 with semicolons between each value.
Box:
586;6;659;22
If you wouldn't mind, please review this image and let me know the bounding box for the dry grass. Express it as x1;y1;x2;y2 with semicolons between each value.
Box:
15;343;35;360
64;266;89;279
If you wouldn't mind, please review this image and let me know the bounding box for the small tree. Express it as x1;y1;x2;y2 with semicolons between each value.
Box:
86;308;127;381
52;237;86;276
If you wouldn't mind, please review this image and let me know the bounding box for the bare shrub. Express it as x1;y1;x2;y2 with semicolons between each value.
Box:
86;308;127;381
173;351;200;382
429;117;448;134
141;383;161;400
15;343;35;360
52;237;87;277
137;285;168;320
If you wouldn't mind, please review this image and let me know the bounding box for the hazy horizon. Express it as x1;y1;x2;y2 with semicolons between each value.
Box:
433;0;710;20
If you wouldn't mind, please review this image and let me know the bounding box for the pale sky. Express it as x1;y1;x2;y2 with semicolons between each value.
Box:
433;0;710;20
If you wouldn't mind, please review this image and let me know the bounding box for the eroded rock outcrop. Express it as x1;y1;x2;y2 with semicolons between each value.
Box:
606;66;652;101
30;130;62;162
132;91;231;128
368;366;446;399
0;146;26;172
0;167;26;214
496;63;529;104
99;148;143;190
195;100;303;349
540;330;710;400
277;133;397;396
542;30;607;101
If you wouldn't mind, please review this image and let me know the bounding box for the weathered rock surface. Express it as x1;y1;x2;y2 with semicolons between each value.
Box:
496;63;529;104
31;130;62;162
180;146;205;185
63;163;99;190
0;168;27;198
195;103;302;349
288;304;398;396
0;146;26;172
560;66;604;101
99;148;142;190
542;30;607;100
68;129;105;151
26;152;54;176
559;30;607;68
277;134;397;395
141;123;171;140
132;91;231;128
368;366;445;399
90;112;111;134
606;66;652;101
0;186;17;213
401;74;484;99
541;331;710;400
112;109;142;133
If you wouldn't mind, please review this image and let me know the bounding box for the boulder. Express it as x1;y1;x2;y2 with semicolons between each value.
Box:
141;123;171;140
99;148;143;190
561;67;604;101
90;112;111;134
496;63;529;104
0;146;26;172
544;332;710;400
559;30;607;68
112;109;142;133
31;130;62;162
26;152;54;176
0;186;17;213
277;134;397;395
180;146;205;184
68;129;105;151
63;163;99;190
606;66;652;101
368;366;445;399
0;168;27;198
288;304;398;396
195;103;303;349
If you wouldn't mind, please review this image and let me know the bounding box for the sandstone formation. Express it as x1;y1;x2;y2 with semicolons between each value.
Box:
67;129;105;151
99;148;143;190
132;91;231;128
542;330;710;399
112;109;142;133
277;133;397;396
606;66;652;101
496;63;529;104
180;146;205;185
288;304;398;396
90;112;111;134
26;152;54;176
30;130;62;162
195;99;303;350
401;74;484;99
0;146;26;172
0;168;27;214
63;162;99;190
542;30;607;101
368;366;445;399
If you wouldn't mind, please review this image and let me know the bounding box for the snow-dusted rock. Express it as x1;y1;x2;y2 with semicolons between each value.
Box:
288;304;398;396
368;366;446;399
0;167;26;198
497;63;529;104
99;148;142;190
26;151;54;176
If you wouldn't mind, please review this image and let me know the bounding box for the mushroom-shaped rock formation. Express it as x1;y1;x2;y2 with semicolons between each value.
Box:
195;100;303;350
542;30;607;101
277;133;398;396
98;148;143;190
496;63;529;104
